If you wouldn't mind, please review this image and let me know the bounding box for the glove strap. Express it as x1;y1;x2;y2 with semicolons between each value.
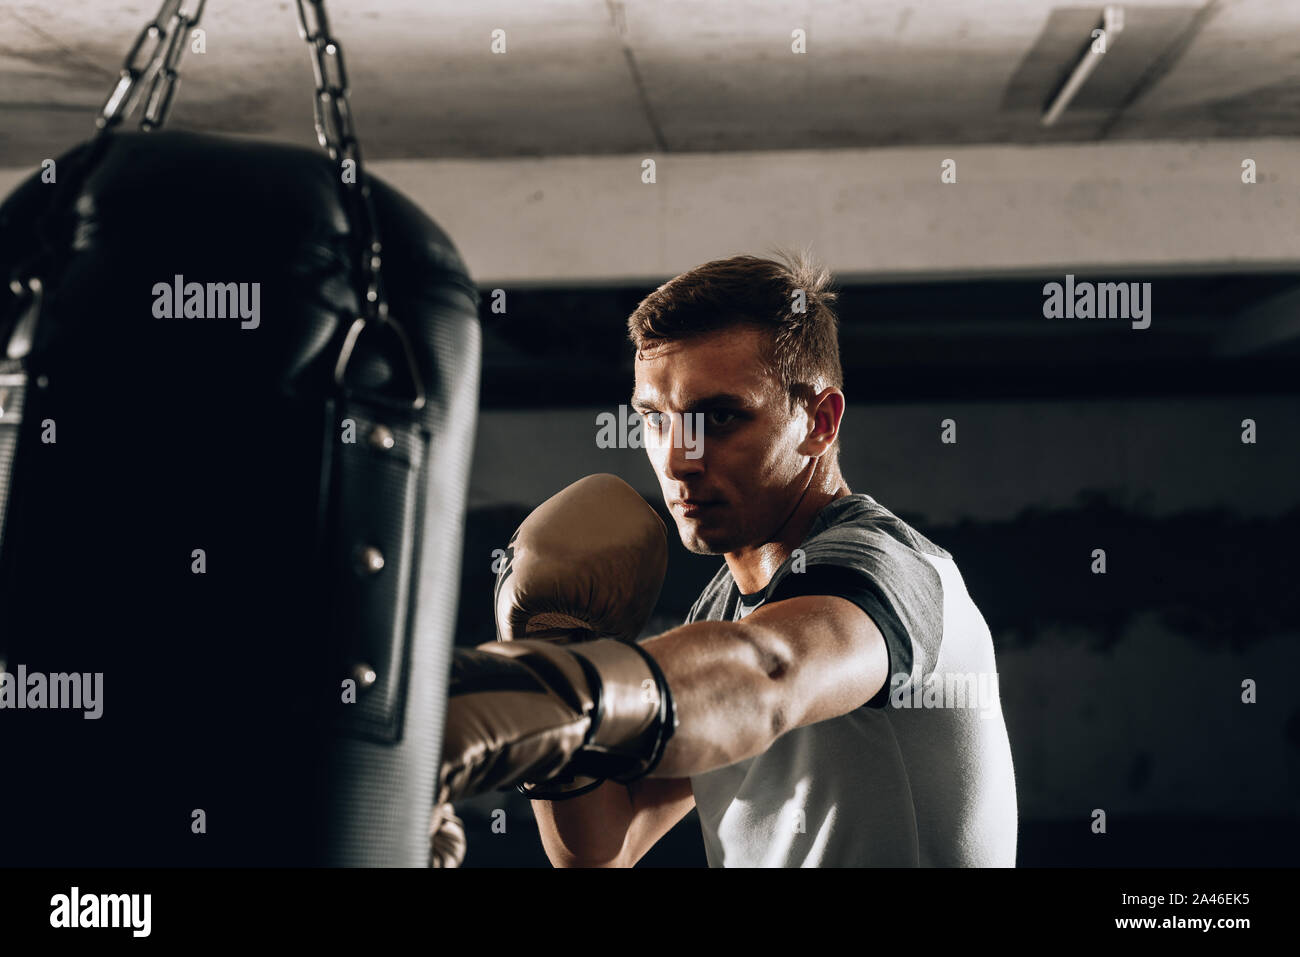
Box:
516;774;606;801
513;639;679;796
609;639;678;784
567;638;678;785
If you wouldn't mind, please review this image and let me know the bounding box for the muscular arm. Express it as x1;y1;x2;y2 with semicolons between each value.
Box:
641;594;890;778
531;594;886;865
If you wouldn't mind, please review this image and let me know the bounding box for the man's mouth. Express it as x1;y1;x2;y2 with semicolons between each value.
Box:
675;499;719;517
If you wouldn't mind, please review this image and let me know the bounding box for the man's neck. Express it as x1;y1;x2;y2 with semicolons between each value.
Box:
725;468;851;595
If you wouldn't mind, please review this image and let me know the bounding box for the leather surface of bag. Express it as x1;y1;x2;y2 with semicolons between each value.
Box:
0;130;481;865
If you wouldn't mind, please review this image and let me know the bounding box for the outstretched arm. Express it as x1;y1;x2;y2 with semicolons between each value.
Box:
641;594;890;778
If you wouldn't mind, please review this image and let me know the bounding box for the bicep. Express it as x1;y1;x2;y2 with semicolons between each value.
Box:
742;593;890;731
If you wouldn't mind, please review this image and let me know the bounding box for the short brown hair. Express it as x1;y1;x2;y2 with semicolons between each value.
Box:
627;248;843;414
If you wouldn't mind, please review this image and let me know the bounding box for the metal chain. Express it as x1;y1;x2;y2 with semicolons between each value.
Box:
97;0;208;132
294;0;424;409
294;1;383;325
292;0;423;408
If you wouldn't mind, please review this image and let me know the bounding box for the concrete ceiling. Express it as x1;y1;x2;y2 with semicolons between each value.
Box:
1;0;1297;166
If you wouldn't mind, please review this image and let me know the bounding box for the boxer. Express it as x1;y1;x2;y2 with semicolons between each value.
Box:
441;251;1018;867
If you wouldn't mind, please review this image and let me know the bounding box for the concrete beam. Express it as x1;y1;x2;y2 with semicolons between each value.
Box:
2;138;1296;284
364;138;1300;284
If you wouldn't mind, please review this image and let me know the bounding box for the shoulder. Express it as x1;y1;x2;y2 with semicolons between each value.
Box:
686;562;734;624
804;494;951;562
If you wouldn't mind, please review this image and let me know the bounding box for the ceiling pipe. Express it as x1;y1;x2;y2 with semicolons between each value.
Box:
1042;5;1125;126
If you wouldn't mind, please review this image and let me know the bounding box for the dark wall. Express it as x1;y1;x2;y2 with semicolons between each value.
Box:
448;277;1300;867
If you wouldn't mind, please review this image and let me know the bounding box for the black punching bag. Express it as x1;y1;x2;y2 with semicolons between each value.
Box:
0;130;480;865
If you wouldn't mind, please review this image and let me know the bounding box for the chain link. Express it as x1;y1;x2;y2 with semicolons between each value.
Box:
141;0;208;130
295;2;383;318
293;0;424;409
97;0;207;132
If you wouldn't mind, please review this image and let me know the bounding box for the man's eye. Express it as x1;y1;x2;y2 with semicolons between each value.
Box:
706;410;736;427
643;411;665;429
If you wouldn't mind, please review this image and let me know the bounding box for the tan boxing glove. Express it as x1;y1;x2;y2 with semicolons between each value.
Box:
492;474;668;799
437;637;677;804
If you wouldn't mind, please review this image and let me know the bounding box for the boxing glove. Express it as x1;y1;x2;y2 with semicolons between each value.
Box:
437;637;677;805
493;474;668;798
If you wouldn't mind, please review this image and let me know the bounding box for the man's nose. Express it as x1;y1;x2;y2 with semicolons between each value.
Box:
659;413;704;480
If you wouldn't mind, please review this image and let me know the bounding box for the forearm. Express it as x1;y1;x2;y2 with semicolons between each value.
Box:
531;779;635;867
640;619;784;778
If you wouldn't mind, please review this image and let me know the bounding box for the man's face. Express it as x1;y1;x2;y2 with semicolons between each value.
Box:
631;327;814;556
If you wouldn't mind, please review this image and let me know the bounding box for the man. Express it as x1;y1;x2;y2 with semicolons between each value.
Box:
442;251;1018;867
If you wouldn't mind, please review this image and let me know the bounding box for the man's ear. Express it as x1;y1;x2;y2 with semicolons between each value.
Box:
797;387;844;456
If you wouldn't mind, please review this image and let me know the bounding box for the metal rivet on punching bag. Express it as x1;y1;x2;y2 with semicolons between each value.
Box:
356;545;385;574
352;663;378;690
